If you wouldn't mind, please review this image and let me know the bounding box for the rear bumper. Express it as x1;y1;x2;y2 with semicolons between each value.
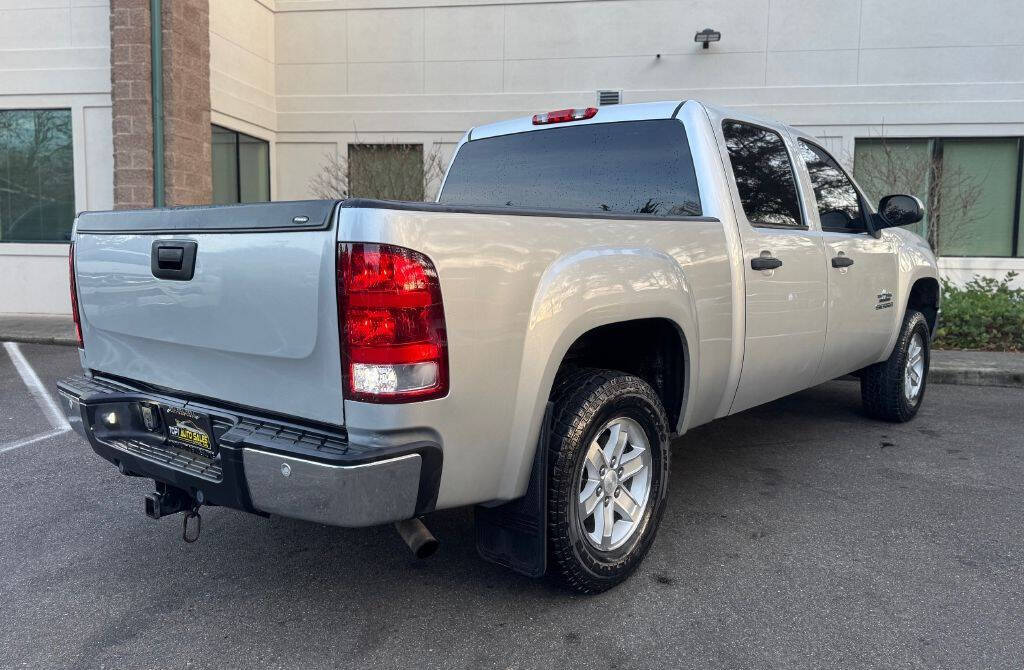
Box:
57;374;441;527
242;449;422;527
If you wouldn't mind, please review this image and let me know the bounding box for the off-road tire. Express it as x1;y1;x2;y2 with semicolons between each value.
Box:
861;309;930;422
547;369;670;593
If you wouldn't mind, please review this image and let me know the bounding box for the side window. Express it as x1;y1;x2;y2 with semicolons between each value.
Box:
722;120;803;228
798;140;866;232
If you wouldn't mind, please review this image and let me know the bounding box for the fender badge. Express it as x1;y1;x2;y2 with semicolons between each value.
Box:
292;215;309;224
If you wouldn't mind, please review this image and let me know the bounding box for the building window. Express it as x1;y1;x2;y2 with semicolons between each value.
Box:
854;137;1024;258
348;144;424;201
212;125;270;204
0;109;75;243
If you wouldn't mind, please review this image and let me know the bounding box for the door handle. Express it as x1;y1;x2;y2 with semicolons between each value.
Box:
831;255;855;268
750;256;783;271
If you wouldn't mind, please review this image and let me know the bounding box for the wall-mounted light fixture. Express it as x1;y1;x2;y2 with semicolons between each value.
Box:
694;28;721;49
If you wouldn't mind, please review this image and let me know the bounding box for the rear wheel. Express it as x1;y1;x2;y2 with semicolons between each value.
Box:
547;369;670;593
861;310;930;422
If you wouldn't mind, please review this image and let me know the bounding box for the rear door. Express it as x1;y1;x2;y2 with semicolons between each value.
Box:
717;119;829;413
792;139;900;381
73;200;345;425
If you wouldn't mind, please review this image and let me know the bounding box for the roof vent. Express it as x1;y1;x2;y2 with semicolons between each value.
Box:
597;90;621;106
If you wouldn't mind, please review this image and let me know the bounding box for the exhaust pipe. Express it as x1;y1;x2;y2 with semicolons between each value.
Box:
394;517;439;559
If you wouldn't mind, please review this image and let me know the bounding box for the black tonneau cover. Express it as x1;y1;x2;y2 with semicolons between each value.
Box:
75;200;340;234
340;198;719;223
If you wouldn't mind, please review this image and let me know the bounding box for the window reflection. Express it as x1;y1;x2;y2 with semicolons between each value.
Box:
798;140;864;232
0;109;75;243
439;120;702;217
722;121;802;228
212;125;270;204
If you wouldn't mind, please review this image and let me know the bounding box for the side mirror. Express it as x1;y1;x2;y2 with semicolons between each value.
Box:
876;194;924;229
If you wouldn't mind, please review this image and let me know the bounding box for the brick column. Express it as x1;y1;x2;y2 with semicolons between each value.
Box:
161;0;212;205
110;0;154;209
110;0;211;209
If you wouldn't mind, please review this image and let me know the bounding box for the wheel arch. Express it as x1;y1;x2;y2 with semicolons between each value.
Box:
906;276;940;337
496;246;699;502
555;318;690;431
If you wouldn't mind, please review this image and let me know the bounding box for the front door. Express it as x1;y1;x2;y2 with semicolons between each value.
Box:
792;139;900;382
719;119;829;414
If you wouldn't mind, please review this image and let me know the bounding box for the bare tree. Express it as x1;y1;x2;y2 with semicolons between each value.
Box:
309;141;448;202
852;130;986;253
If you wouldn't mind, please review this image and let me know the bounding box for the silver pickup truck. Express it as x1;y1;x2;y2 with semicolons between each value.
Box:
59;100;938;593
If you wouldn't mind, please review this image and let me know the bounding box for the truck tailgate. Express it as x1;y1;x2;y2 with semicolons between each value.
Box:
73;201;345;425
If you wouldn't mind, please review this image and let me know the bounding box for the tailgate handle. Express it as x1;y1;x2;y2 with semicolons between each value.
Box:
157;247;184;269
151;241;198;280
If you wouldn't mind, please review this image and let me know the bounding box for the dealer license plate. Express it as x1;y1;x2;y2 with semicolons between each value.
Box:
162;406;217;458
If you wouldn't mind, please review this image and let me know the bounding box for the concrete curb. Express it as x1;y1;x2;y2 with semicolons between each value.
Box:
0;314;78;349
2;335;79;347
928;366;1024;389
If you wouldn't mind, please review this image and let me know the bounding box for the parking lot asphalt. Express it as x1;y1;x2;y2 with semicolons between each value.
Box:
1;342;1022;670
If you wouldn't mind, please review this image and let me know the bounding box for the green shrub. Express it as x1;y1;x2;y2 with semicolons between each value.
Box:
934;272;1024;351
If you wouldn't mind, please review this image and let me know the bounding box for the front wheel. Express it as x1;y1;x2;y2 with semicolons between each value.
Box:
861;309;931;422
547;369;670;593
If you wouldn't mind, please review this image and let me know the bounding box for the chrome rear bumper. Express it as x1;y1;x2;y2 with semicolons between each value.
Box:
243;449;422;527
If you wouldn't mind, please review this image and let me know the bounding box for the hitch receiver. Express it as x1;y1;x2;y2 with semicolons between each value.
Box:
144;484;191;520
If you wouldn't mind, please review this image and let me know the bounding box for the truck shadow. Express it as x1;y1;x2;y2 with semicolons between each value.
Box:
84;380;887;634
190;380;875;594
44;377;939;665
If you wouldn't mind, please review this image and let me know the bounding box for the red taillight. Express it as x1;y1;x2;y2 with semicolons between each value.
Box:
69;242;84;349
532;107;598;125
337;243;448;403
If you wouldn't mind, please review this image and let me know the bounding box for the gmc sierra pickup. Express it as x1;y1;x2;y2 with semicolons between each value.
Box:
59;100;939;593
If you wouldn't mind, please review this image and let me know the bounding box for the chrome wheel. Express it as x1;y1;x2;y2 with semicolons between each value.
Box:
904;332;925;402
576;416;653;551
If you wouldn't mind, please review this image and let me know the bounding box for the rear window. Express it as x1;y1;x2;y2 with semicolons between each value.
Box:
438;120;702;217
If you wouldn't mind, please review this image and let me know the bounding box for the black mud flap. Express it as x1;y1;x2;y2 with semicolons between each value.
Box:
474;402;551;578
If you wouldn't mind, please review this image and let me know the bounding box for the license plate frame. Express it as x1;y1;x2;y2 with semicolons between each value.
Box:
162;406;217;458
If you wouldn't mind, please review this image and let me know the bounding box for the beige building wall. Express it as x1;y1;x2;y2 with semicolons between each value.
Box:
0;0;113;314
209;0;278;194
208;2;1024;172
255;0;1024;282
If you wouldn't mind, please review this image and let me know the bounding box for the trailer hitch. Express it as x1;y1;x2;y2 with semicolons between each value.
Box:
144;483;203;543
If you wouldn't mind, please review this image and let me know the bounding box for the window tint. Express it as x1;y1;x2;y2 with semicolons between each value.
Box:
722;121;802;228
798;140;865;232
439;120;701;217
0;109;75;243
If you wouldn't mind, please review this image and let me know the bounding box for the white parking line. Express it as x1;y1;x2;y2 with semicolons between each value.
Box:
1;341;71;453
0;428;69;454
